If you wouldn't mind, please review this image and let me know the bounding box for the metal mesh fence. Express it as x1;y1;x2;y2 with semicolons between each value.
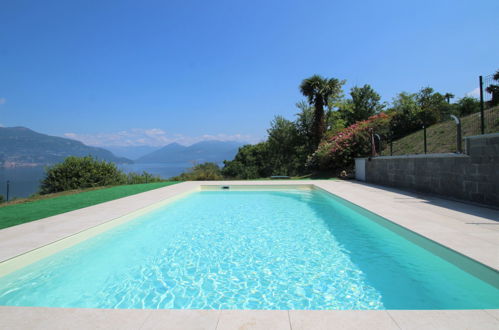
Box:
480;73;499;135
378;72;499;156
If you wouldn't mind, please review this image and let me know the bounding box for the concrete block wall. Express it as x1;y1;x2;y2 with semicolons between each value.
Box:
359;133;499;206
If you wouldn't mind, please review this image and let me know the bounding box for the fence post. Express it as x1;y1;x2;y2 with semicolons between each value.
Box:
374;134;381;156
479;75;485;134
6;180;10;202
450;115;462;153
370;129;376;156
423;125;427;154
390;139;393;156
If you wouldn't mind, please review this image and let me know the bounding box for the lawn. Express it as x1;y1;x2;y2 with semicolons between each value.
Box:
0;181;178;230
381;106;499;155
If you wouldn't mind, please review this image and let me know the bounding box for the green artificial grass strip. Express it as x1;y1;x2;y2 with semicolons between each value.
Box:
0;182;178;230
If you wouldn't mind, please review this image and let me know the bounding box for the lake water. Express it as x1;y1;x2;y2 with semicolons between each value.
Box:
0;166;47;200
0;163;191;199
118;162;192;179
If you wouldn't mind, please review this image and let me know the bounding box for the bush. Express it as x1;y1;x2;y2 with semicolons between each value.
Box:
307;113;391;172
456;97;480;116
125;171;163;184
172;162;223;181
40;156;166;194
0;195;4;203
40;156;127;194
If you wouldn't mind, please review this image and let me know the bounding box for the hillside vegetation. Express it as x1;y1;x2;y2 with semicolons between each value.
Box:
381;106;499;155
214;72;499;178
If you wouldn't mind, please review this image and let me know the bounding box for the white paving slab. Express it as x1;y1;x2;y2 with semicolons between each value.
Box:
0;306;152;330
217;310;290;330
289;310;399;330
141;309;220;330
387;310;499;330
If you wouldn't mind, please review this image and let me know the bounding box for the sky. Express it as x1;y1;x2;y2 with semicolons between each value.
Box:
1;0;498;147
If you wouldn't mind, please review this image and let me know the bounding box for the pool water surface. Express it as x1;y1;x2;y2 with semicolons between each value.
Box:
0;189;497;309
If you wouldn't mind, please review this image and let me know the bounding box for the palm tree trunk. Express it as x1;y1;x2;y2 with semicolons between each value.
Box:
312;97;325;148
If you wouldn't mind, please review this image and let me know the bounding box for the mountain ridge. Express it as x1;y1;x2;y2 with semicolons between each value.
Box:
136;140;245;164
103;145;162;160
0;126;132;167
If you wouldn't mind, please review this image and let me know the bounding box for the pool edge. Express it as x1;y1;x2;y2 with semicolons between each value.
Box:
0;180;497;295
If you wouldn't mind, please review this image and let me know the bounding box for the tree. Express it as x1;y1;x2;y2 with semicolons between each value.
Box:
416;87;448;125
388;92;421;139
388;87;452;140
223;116;304;178
324;110;346;138
266;116;302;176
485;69;499;107
222;143;271;179
444;93;455;104
294;101;315;157
456;97;480;116
299;75;344;148
342;84;385;126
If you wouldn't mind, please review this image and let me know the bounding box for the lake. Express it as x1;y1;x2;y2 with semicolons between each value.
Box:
0;162;192;199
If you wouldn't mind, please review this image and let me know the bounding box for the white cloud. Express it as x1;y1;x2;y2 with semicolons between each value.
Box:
0;98;6;105
63;128;258;147
466;88;480;98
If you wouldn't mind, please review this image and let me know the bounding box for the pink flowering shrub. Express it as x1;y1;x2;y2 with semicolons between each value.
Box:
307;113;391;171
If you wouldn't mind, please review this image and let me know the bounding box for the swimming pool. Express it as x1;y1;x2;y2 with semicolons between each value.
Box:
0;186;498;310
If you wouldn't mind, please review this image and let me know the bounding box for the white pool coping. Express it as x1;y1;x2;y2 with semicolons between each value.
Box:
0;180;498;329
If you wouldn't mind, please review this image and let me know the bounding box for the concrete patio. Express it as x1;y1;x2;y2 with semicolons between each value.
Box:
0;180;498;329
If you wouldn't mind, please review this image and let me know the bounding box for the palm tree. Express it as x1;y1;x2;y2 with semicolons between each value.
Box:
300;75;342;148
444;93;454;104
485;69;499;107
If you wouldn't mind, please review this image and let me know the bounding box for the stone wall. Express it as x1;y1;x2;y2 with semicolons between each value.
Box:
358;133;499;206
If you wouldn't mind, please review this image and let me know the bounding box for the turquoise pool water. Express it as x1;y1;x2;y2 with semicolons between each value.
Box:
0;189;498;309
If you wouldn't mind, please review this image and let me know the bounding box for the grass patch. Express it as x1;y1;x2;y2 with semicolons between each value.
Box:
381;106;499;155
0;181;179;230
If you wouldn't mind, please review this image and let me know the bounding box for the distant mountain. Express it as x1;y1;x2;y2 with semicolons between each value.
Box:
0;127;132;167
136;140;244;164
103;145;161;160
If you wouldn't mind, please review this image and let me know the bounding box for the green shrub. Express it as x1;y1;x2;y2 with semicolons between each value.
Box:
125;171;163;184
456;96;480;116
307;113;391;172
40;156;166;194
40;156;126;194
0;195;4;203
172;162;223;181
